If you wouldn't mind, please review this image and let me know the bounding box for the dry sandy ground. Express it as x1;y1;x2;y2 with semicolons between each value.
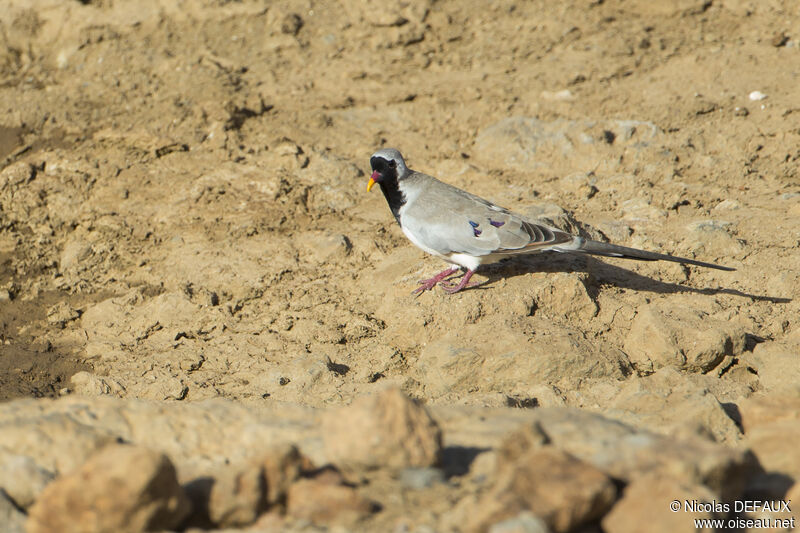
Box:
1;0;799;530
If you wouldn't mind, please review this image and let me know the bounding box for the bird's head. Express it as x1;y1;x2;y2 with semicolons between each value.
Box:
367;148;409;192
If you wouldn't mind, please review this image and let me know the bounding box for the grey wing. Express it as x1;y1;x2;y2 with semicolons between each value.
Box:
402;178;576;257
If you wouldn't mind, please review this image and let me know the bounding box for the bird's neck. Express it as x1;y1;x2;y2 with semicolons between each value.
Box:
379;179;406;223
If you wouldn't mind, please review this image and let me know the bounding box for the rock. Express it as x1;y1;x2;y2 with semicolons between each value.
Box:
70;371;126;397
130;368;188;401
81;290;202;349
684;220;743;256
468;445;616;533
558;172;598;199
415;324;631;399
602;475;719;533
620;197;667;221
302;232;352;263
526;408;754;502
59;239;93;270
279;13;303;35
286;468;375;525
26;444;190;533
185;445;314;529
260;444;315;506
349;0;429;26
399;467;446;490
739;395;800;498
0;414;119;474
0;489;26;533
207;463;265;527
0;162;35;189
748;340;800;394
322;387;442;470
474;117;662;174
529;272;598;322
713;199;741;211
0;454;54;509
0;395;323;484
489;511;551;533
623;303;746;374
46;302;80;328
604;368;743;443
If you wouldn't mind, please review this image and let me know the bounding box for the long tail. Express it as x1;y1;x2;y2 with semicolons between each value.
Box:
571;238;735;271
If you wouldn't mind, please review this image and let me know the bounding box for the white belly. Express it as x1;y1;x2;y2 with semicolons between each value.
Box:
400;225;483;271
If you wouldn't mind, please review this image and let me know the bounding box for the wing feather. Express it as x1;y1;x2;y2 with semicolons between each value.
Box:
398;173;576;258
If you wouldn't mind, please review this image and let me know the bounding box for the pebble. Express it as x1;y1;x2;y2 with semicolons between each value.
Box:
399;467;446;489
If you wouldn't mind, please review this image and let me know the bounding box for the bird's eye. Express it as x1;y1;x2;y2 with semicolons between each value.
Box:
388;160;397;169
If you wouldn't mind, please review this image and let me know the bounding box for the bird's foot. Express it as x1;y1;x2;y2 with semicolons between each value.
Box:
440;270;481;294
412;267;459;295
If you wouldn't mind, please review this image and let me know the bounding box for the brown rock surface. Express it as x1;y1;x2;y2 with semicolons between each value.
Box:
0;454;53;509
739;394;800;498
286;468;375;526
468;446;616;533
602;475;719;533
26;444;190;533
623;303;746;374
322;387;442;470
0;489;26;533
206;463;265;528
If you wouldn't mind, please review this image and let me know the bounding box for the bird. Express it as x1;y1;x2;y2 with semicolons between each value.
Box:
366;148;735;295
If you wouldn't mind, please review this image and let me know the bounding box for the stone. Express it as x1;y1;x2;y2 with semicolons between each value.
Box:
623;303;746;374
684;220;743;256
620;197;667;221
70;371;126;397
532;409;754;501
46;302;80;328
0;489;26;533
399;467;446;490
559;172;598;200
468;445;616;533
322;387;442;470
302;232;352;263
26;444;190;533
739;395;800;498
286;468;375;525
0;162;35;188
415;324;631;399
0;454;54;509
0;395;322;484
529;272;598;321
602;474;718;533
748;340;800;394
279;13;303;35
474;117;662;174
260;444;314;506
59;239;93;270
489;511;551;533
0;414;119;474
350;0;429;26
207;463;265;527
605;368;743;443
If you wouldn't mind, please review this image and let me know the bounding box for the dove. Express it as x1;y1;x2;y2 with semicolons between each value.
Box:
367;148;734;294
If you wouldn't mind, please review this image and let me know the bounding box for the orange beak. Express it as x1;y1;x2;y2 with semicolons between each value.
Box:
367;171;380;192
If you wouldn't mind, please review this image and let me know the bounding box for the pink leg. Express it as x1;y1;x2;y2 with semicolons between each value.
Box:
441;269;482;294
413;267;459;295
